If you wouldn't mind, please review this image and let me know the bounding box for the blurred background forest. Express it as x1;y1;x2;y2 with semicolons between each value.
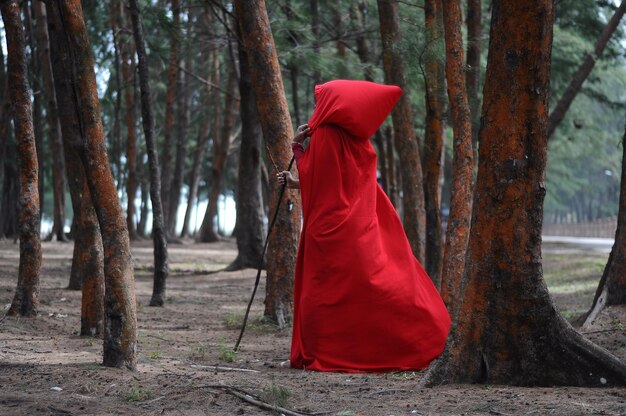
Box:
2;0;625;240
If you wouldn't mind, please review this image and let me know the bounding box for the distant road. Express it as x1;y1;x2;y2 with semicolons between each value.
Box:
542;236;614;254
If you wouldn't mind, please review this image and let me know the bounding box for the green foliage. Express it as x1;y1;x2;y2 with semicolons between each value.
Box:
41;0;626;234
124;387;152;402
261;375;292;409
218;343;237;363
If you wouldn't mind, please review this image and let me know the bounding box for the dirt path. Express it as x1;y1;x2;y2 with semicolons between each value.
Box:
1;240;625;415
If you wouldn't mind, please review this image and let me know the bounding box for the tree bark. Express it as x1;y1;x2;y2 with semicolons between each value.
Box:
439;0;474;308
422;0;446;286
195;50;221;241
167;10;192;237
3;0;42;318
118;3;139;240
548;0;626;139
466;0;482;147
35;1;67;242
227;25;266;271
234;0;301;325
109;0;123;193
23;1;44;226
310;0;321;85
581;122;626;326
424;0;626;386
197;56;238;243
160;0;180;232
46;0;137;369
181;8;214;239
128;0;169;308
378;0;426;262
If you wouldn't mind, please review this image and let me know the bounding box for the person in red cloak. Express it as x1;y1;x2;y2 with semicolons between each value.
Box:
278;80;451;372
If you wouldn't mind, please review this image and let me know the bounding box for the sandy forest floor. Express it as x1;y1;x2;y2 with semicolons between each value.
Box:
0;238;625;416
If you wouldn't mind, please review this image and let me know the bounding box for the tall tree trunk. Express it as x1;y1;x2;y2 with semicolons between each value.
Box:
197;58;238;243
35;1;67;242
119;3;138;240
65;143;105;334
466;0;482;147
378;0;426;262
0;45;10;239
384;125;399;208
180;15;214;239
424;0;626;386
227;25;266;271
439;0;474;307
581;123;626;326
548;0;626;139
3;0;42;318
109;0;123;192
137;163;149;237
46;0;137;369
128;0;169;308
167;11;192;237
196;51;221;241
234;0;302;326
23;1;44;225
422;0;446;286
310;0;321;85
351;2;375;81
160;0;180;231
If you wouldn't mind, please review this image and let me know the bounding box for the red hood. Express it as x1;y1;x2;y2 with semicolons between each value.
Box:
307;80;402;140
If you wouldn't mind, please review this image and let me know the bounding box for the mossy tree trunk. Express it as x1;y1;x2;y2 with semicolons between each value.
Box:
424;0;626;386
3;0;42;318
234;0;302;326
439;0;475;310
46;0;137;370
422;0;446;286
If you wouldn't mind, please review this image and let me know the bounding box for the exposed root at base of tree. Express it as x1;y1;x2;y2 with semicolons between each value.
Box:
421;320;626;387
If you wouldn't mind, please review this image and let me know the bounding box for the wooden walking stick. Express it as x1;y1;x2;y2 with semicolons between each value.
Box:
234;155;296;352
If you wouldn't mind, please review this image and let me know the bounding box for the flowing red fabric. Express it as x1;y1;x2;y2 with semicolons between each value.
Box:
290;80;451;372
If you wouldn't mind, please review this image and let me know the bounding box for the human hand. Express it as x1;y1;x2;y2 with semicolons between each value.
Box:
277;170;299;189
292;124;310;144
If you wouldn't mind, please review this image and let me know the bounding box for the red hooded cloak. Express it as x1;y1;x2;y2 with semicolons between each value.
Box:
290;80;450;372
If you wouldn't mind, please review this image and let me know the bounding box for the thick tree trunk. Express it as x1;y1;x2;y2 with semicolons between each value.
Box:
128;0;169;308
35;2;67;243
46;0;137;369
422;0;446;286
3;0;42;318
234;0;301;325
466;0;482;147
227;29;266;271
581;123;626;326
159;0;180;231
548;0;626;139
424;0;626;386
378;0;426;262
439;0;474;308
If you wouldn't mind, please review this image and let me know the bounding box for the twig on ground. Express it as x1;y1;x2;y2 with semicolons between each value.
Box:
190;364;260;373
581;328;621;335
191;384;321;416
